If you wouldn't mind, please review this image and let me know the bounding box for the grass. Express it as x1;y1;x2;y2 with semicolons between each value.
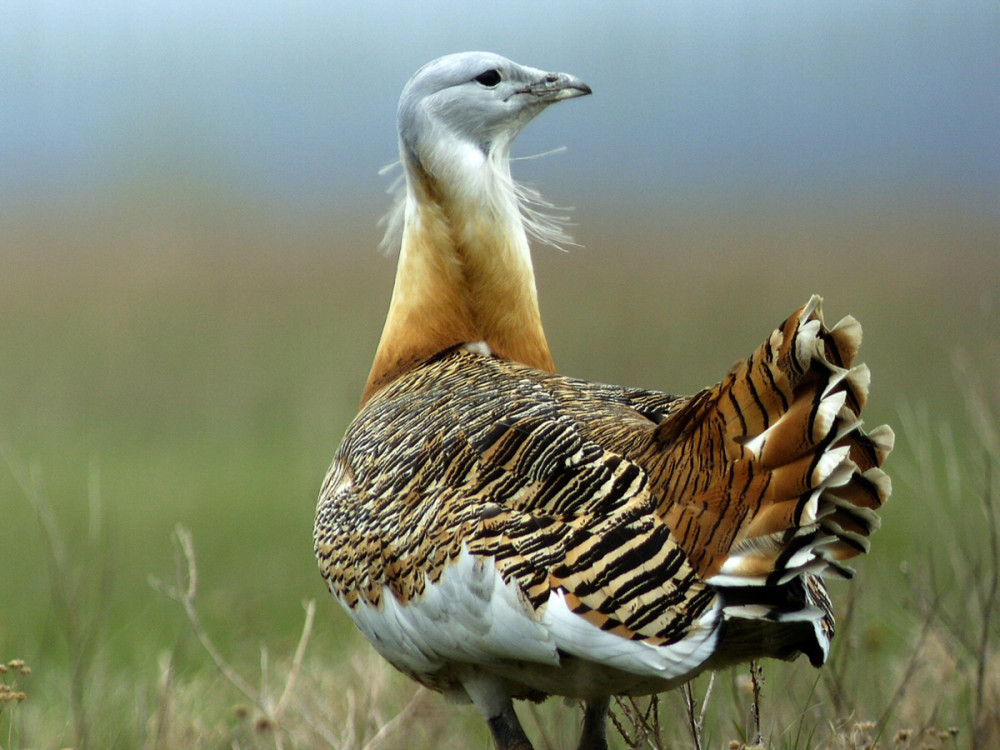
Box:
0;191;998;748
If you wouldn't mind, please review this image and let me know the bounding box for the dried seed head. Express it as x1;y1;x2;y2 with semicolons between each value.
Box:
255;716;274;732
19;666;31;676
8;660;24;670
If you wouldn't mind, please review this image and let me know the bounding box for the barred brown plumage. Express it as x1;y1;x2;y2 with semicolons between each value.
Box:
314;51;893;750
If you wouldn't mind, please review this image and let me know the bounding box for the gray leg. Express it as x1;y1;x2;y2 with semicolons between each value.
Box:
487;702;535;750
462;672;534;750
577;696;610;750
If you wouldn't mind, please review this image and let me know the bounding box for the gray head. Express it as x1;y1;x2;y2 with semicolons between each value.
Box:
397;51;591;172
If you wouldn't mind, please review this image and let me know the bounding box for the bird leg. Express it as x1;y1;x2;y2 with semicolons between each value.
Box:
577;696;611;750
486;702;535;750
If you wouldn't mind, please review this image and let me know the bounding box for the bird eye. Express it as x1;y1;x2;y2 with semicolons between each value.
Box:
473;69;502;88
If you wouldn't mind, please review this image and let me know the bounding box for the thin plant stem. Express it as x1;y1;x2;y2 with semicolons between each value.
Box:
749;661;763;746
975;458;998;744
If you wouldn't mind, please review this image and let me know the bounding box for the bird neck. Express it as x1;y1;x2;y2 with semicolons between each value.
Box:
361;148;553;406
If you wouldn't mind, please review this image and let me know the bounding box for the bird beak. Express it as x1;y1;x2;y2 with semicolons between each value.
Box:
516;72;592;103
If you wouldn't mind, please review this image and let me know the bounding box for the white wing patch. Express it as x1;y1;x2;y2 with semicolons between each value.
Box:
338;547;723;699
343;546;558;677
542;590;723;678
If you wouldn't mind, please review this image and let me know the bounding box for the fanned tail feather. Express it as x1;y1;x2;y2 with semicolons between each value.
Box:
654;296;893;591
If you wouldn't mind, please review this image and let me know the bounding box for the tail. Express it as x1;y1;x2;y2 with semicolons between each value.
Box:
653;296;893;657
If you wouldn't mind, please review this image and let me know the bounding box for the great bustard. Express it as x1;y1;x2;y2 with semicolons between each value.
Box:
314;51;893;750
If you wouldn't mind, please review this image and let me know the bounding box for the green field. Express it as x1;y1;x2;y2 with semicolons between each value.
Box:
1;193;998;748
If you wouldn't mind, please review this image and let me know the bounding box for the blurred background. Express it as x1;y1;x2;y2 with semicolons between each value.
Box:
5;1;999;210
1;1;999;745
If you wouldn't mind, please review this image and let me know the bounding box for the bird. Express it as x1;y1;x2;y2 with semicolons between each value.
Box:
313;51;893;750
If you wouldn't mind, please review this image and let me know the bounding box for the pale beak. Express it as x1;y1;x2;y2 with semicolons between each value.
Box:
518;72;592;102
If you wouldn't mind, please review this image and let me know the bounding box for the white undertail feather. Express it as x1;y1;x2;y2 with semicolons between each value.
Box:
314;52;894;750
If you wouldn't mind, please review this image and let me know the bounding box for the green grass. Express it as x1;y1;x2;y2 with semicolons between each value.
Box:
1;192;998;748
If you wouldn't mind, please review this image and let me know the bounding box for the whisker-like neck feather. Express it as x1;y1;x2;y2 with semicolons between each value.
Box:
361;143;553;406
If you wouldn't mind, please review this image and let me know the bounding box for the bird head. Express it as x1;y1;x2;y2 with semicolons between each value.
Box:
397;52;591;176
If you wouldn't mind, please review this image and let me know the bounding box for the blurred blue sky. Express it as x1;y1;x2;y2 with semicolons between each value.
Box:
3;1;998;217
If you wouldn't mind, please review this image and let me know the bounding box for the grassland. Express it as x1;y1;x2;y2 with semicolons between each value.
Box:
1;191;998;749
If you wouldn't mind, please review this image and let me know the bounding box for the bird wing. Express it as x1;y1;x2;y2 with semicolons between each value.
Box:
316;349;725;685
315;297;891;682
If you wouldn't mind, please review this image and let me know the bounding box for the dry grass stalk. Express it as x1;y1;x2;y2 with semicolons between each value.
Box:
149;526;447;750
610;695;664;749
0;658;31;750
682;670;717;750
2;444;109;750
150;525;315;750
891;366;1000;748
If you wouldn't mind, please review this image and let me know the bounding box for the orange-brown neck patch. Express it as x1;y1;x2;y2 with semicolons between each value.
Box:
361;168;552;406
